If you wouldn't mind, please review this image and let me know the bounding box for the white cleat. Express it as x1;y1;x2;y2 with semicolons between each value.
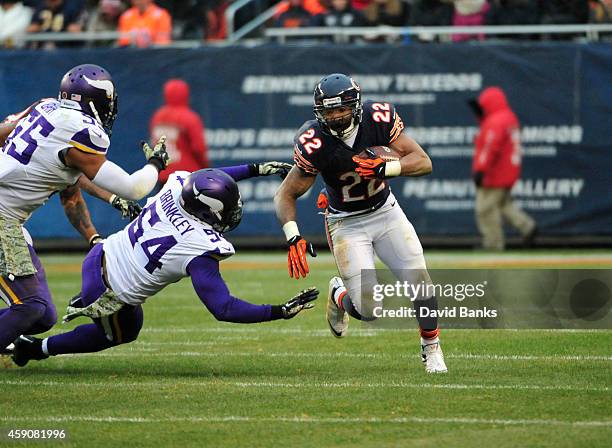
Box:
327;276;349;338
421;342;448;374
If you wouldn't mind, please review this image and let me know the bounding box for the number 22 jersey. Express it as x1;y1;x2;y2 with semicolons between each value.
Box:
293;100;404;214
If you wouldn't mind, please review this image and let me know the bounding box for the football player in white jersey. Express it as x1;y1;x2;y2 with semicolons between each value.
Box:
11;163;319;366
274;74;447;373
0;64;170;355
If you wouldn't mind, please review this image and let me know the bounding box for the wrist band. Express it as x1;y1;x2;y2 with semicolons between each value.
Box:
384;160;402;177
282;221;300;241
108;194;116;205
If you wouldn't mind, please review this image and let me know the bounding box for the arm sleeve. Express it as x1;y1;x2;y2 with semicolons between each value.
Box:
91;160;158;201
218;164;257;181
188;255;274;323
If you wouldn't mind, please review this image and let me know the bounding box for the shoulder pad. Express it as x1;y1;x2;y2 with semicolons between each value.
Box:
293;120;325;175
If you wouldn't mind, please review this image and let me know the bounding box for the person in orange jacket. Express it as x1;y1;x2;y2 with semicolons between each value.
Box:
470;86;537;250
150;79;209;185
118;0;171;47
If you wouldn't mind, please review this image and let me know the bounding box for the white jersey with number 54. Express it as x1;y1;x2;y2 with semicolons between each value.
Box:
0;99;110;222
103;172;235;306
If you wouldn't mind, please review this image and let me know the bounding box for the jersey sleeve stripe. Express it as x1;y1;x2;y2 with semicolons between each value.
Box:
69;140;107;155
69;128;109;155
293;147;318;174
389;115;405;143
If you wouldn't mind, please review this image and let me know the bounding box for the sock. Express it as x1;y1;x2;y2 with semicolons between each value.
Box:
421;336;440;346
47;323;116;355
333;287;347;310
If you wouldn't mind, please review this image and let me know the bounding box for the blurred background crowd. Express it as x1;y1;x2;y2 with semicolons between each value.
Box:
0;0;610;49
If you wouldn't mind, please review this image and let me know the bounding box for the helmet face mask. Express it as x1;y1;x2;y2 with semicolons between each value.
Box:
179;169;243;233
58;64;118;135
313;73;362;139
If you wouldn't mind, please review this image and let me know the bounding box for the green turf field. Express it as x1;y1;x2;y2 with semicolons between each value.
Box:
1;250;611;447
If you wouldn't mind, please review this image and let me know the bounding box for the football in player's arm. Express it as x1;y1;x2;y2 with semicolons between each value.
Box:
11;162;319;366
274;73;447;373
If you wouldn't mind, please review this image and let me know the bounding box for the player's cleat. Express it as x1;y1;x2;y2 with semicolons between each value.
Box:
0;343;14;355
11;336;48;367
327;276;349;338
421;341;448;374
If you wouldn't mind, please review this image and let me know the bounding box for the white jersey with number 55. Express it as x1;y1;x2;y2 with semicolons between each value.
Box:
0;98;110;222
103;172;235;306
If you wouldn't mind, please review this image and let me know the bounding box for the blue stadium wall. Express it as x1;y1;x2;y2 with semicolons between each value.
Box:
1;43;611;245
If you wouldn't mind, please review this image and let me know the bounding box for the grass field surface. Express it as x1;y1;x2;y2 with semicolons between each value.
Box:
1;250;611;447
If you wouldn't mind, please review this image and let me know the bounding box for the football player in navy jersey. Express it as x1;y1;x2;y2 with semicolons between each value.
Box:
274;73;447;373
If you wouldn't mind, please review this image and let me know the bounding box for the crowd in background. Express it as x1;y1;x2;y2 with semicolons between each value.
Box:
0;0;610;48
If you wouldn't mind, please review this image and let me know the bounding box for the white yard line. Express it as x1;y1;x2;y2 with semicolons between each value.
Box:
0;379;608;393
0;414;609;427
65;350;612;362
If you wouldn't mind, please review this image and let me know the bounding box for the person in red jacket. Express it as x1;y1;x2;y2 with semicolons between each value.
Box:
470;86;536;250
150;79;209;185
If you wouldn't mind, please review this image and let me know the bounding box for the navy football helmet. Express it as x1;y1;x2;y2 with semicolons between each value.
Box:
313;73;362;139
179;169;243;233
59;64;118;134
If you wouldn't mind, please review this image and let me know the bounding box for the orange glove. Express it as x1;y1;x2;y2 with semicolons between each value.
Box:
287;236;317;279
352;155;386;179
316;189;329;209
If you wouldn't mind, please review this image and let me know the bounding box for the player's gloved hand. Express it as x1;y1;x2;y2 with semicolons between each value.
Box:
253;161;293;179
88;233;103;249
142;135;169;172
273;286;319;319
110;194;142;221
352;149;387;179
287;236;317;279
316;188;329;209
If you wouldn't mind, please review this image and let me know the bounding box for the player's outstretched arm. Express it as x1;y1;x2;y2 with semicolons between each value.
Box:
63;136;169;201
76;176;142;221
188;256;319;322
59;184;100;246
274;166;318;279
217;161;293;182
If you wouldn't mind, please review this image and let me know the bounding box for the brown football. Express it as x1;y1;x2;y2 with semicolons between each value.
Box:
356;146;401;162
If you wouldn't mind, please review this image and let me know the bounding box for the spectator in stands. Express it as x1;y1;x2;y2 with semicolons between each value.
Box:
590;0;612;23
540;0;589;25
275;0;327;18
150;79;209;185
118;0;172;47
204;0;229;41
0;0;33;48
85;0;124;45
469;87;537;250
352;0;372;10
273;0;313;28
363;0;410;26
27;0;87;49
486;0;540;39
310;0;368;30
450;0;490;42
410;0;453;41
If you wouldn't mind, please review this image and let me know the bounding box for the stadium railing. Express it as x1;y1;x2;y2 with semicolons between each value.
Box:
264;24;612;43
16;24;612;46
